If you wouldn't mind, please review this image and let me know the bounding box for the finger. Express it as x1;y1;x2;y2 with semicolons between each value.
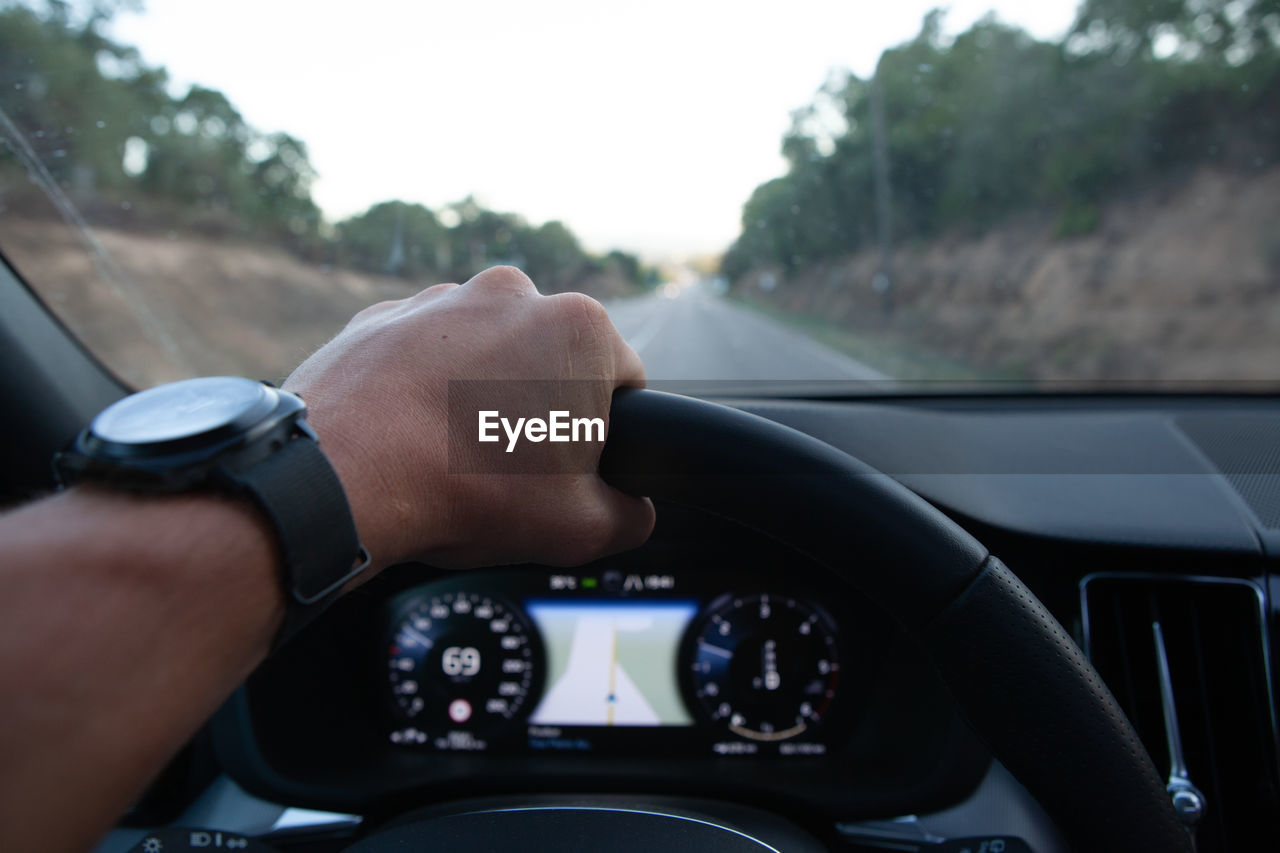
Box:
350;296;405;322
585;481;656;558
544;291;644;387
612;335;646;389
413;282;460;301
464;265;539;297
583;295;646;388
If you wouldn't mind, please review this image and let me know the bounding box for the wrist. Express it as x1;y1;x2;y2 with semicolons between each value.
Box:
301;403;456;575
56;376;371;645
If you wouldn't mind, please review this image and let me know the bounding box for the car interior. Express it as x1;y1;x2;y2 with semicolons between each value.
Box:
4;2;1279;851
3;244;1276;853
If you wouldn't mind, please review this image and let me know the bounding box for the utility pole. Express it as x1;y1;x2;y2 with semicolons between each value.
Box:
870;70;894;317
385;204;406;275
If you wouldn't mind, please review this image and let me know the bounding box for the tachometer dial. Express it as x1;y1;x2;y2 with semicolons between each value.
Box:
682;593;839;742
386;591;540;748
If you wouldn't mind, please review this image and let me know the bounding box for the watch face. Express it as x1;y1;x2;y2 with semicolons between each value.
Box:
91;376;275;446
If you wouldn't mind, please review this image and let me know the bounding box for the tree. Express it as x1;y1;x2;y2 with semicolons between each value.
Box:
247;133;320;239
337;201;445;278
516;220;586;284
0;3;644;289
1070;0;1280;64
0;3;325;238
723;5;1279;280
604;249;643;286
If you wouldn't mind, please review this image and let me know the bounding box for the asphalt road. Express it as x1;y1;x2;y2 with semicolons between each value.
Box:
604;284;888;382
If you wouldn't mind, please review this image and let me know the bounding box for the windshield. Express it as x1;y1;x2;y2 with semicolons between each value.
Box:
0;0;1277;390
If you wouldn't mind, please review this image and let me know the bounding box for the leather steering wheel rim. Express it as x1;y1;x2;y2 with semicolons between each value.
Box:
599;389;1191;853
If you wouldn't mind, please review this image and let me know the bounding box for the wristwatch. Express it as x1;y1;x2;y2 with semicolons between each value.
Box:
54;375;370;648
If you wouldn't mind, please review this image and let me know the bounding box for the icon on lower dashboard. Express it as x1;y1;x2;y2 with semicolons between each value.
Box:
126;829;264;853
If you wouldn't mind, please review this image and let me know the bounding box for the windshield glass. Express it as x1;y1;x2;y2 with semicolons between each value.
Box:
1;0;1277;390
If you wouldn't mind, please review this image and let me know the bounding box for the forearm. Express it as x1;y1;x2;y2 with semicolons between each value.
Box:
0;268;652;853
0;487;283;853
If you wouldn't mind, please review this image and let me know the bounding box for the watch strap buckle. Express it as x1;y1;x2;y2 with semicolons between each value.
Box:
291;546;372;606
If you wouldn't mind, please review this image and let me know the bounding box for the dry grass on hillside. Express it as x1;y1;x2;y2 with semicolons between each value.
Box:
1;219;627;388
741;166;1280;382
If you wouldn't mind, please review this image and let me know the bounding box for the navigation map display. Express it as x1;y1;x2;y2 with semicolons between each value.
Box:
526;601;697;726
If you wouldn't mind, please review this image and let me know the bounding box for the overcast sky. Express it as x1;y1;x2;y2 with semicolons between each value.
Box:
110;1;1080;258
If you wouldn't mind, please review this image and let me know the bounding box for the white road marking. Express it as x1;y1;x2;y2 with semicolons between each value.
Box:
624;301;670;356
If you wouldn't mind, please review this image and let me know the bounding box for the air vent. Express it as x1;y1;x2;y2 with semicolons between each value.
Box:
1081;574;1279;852
1178;414;1280;528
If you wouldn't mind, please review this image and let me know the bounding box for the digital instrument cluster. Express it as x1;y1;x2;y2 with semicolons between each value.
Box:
381;567;850;757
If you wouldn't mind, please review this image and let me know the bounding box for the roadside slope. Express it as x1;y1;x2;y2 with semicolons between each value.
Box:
1;219;630;387
736;166;1280;382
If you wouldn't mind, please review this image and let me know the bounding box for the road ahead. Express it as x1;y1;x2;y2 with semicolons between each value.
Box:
604;284;887;382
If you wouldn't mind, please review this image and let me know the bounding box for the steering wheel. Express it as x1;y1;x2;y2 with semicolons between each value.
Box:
349;390;1191;852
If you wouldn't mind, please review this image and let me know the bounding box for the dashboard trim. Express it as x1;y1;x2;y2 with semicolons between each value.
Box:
449;806;784;853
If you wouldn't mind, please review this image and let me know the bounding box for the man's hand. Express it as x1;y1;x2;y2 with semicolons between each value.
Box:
0;267;653;853
284;265;655;572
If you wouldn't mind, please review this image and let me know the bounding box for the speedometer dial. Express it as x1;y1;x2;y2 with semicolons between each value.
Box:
682;593;840;742
386;591;540;748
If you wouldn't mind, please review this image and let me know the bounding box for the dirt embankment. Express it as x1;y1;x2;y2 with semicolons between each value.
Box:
738;166;1280;381
1;219;633;388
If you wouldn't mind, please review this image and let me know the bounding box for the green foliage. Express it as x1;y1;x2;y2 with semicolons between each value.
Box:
1070;0;1280;64
724;2;1280;278
336;201;443;277
334;197;610;287
0;2;634;289
403;197;590;286
604;249;643;286
1055;200;1101;237
0;2;151;195
0;3;321;242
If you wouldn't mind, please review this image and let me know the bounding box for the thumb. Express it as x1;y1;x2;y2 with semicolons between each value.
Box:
584;479;656;560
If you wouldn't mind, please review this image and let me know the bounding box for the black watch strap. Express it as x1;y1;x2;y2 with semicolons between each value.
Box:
228;436;369;648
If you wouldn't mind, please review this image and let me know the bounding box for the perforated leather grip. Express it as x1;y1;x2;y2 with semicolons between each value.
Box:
922;557;1190;852
601;388;1191;852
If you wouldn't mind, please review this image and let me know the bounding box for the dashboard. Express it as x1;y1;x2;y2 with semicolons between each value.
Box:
214;505;989;819
203;394;1279;852
383;568;846;756
4;238;1278;851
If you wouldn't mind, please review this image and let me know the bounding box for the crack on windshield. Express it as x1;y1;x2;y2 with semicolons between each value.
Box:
0;103;191;377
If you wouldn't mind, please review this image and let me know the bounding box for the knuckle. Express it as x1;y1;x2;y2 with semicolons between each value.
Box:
351;299;396;323
470;265;536;293
553;291;613;342
417;282;459;298
559;290;609;321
